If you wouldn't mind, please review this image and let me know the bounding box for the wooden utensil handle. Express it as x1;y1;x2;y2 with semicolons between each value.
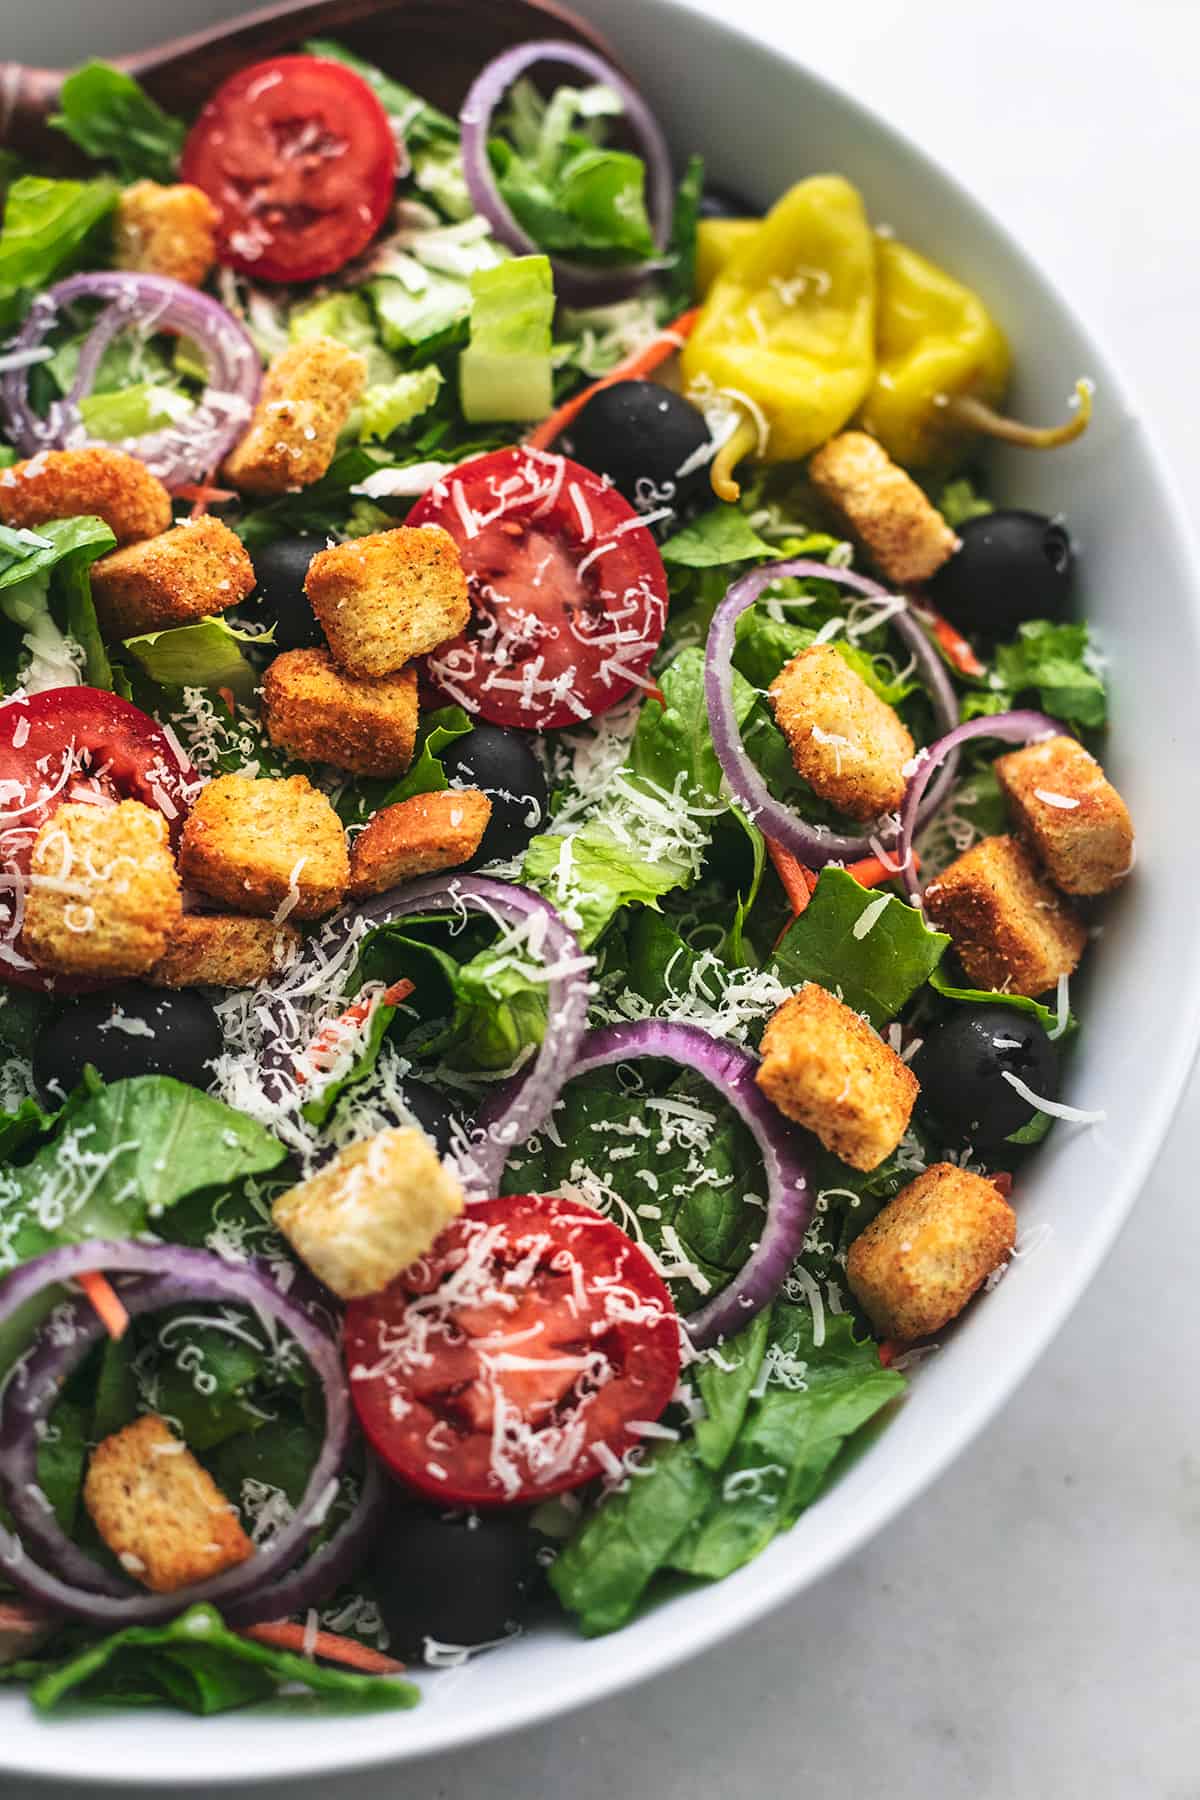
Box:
0;64;65;154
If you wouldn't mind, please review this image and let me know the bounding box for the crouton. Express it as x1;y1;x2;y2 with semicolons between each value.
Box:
83;1414;253;1595
756;982;918;1171
768;643;914;820
305;526;469;678
149;912;300;988
273;1127;465;1300
349;789;492;897
923;834;1087;998
89;515;255;639
22;800;181;979
221;336;367;496
262;647;419;777
846;1162;1017;1341
179;773;349;921
995;734;1134;897
808;431;958;586
0;447;171;545
115;180;219;288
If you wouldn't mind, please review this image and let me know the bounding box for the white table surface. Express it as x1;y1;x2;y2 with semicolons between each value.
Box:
9;0;1200;1793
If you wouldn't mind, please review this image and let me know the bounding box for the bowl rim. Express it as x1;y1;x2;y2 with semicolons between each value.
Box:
5;0;1200;1783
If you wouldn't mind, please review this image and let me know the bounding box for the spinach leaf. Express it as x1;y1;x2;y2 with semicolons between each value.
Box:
29;1605;418;1715
928;964;1074;1037
0;176;118;326
772;868;949;1026
659;505;775;569
51;64;186;183
337;705;473;829
35;1396;88;1534
660;152;704;316
693;1305;771;1470
0;1094;58;1162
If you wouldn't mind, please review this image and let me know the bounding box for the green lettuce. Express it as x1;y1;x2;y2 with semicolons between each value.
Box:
964;619;1107;730
0;513;115;690
660;504;775;570
772;868;949;1027
121;616;270;700
928;963;1074;1038
0;175;117;325
359;365;444;441
289;290;398;387
460;255;555;423
660;152;705;315
303;39;457;149
50;63;185;183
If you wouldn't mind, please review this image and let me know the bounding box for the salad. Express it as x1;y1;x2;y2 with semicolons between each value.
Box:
0;37;1131;1716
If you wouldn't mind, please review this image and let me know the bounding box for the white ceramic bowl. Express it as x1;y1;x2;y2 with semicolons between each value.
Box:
7;0;1200;1783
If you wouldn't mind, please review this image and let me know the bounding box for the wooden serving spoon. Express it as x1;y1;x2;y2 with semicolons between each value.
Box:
0;0;620;161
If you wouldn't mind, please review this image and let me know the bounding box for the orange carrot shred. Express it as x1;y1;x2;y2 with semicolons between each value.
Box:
918;604;986;679
173;482;237;508
216;686;237;717
79;1270;129;1342
843;851;922;890
991;1170;1014;1198
239;1621;405;1675
526;307;701;452
295;980;416;1084
765;837;817;919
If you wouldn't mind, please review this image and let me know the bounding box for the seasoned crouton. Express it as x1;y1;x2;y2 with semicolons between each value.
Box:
768;643;914;820
115;180;219;288
222;337;367;496
305;526;469;677
23;800;181;979
995;734;1133;897
149;912;300;988
923;834;1087;998
756;982;918;1171
846;1162;1017;1341
89;515;255;639
273;1127;465;1300
349;789;492;897
179;774;349;921
83;1414;253;1595
809;431;958;586
262;648;419;777
0;447;170;545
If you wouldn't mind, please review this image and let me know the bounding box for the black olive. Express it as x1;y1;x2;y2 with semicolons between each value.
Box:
248;535;325;652
397;1077;458;1157
32;983;222;1103
370;1503;540;1661
911;1004;1061;1146
440;725;549;865
565;380;713;514
929;510;1073;639
698;183;756;219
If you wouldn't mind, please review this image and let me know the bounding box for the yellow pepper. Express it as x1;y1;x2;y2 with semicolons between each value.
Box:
695;217;758;300
680;175;876;500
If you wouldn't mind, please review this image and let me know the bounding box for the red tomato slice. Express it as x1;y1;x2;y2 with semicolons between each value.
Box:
180;55;397;282
409;448;670;730
0;687;198;993
344;1192;681;1506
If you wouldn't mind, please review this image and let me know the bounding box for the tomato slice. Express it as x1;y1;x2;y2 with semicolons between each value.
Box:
409;448;670;730
180;55;397;282
0;687;198;992
344;1192;681;1505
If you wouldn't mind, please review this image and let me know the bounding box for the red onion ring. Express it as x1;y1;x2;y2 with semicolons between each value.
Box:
477;1019;813;1349
0;273;261;486
894;708;1063;902
260;875;591;1197
0;1243;355;1626
459;40;675;305
705;559;961;865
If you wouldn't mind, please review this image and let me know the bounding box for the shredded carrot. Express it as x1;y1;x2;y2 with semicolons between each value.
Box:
991;1170;1014;1199
174;482;237;509
843;851;922;889
878;1339;902;1368
216;685;237;716
239;1621;405;1675
295;979;415;1085
644;683;667;709
918;604;986;679
186;461;225;521
765;837;817;918
79;1270;129;1341
525;307;701;452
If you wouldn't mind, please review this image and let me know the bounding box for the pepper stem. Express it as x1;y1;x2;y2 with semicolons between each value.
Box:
709;412;760;503
944;377;1093;449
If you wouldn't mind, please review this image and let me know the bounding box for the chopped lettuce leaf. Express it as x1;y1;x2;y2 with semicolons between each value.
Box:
459;254;555;422
983;618;1108;730
661;152;705;315
358;365;444;441
121;616;270;700
937;475;994;527
50;63;185;183
0;514;115;691
289;290;398;386
929;963;1075;1038
78;379;194;440
0;175;118;325
303;39;458;148
660;504;775;569
370;270;472;355
772;868;949;1027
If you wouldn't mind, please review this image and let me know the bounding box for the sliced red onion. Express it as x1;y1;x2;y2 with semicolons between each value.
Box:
260;875;591;1197
0;273;261;486
0;1243;353;1626
478;1019;813;1349
460;41;675;305
895;708;1063;901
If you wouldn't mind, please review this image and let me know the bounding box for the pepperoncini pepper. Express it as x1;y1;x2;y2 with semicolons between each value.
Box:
695;217;758;300
680;175;877;501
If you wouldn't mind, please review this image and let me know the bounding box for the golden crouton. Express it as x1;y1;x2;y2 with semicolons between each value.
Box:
846;1162;1017;1341
149;912;300;989
83;1414;253;1595
115;180;219;288
809;431;958;586
221;337;367;496
305;526;469;678
768;643;914;820
995;735;1134;897
262;648;419;778
349;789;492;897
0;447;171;545
23;800;181;979
756;982;918;1171
179;773;349;922
923;834;1087;998
273;1127;465;1300
89;515;255;639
